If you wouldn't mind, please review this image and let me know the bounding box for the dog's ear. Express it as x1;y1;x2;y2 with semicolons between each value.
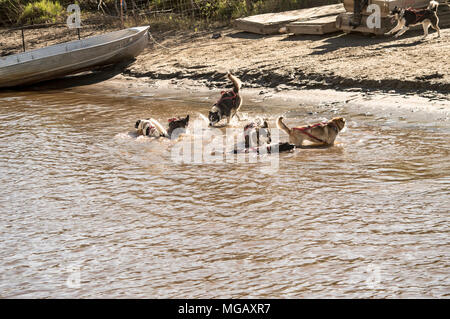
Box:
135;120;141;128
145;127;150;136
185;115;189;122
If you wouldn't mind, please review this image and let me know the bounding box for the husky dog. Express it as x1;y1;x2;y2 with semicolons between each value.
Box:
243;118;272;149
385;1;441;39
209;72;243;126
277;117;346;147
233;118;295;154
135;115;189;139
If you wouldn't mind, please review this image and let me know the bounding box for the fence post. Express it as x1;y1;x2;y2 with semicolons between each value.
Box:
77;27;81;40
21;28;26;52
245;0;252;13
120;0;124;28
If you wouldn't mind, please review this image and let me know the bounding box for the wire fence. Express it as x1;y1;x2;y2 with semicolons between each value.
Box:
0;1;341;28
0;0;339;56
102;0;340;20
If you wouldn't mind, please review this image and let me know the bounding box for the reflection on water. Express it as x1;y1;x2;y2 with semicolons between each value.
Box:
0;87;449;298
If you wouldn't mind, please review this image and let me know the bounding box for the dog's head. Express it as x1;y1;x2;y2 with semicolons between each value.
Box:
135;119;149;129
330;117;346;131
167;115;190;137
135;118;151;135
208;106;222;126
135;119;142;129
390;6;403;20
244;119;271;148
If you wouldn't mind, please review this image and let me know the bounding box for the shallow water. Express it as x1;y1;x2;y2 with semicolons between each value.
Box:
0;84;449;298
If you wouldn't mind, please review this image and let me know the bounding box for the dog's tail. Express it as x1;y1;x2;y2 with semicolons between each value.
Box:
276;117;291;136
150;118;169;137
227;72;242;94
428;0;439;11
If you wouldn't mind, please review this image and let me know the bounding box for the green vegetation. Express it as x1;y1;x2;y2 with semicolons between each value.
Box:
0;0;65;25
0;0;339;28
18;0;63;24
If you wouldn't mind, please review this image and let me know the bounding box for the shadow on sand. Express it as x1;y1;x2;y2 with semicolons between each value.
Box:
280;29;428;55
227;31;281;40
228;29;429;55
302;32;424;55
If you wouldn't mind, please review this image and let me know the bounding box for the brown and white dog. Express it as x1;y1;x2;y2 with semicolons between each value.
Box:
385;1;441;39
234;119;295;154
243;118;272;149
277;116;346;147
135;115;190;139
209;72;243;126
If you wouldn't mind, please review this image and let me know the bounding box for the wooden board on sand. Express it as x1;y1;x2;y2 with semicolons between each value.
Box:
286;15;340;35
336;13;394;35
233;3;346;35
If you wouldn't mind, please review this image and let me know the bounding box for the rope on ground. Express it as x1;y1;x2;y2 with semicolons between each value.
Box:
148;31;171;50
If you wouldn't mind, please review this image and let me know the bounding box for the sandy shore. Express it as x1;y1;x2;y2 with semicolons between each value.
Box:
1;23;449;110
127;26;450;98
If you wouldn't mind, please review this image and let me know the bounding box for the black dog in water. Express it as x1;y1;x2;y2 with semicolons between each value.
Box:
209;72;243;126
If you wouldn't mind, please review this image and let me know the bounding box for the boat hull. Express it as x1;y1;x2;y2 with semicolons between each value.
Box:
0;26;149;88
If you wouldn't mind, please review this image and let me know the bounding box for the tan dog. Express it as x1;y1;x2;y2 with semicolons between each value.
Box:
277;117;346;147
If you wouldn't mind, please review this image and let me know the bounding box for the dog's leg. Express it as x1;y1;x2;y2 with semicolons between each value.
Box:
385;22;403;35
422;21;431;39
394;26;409;38
431;17;441;38
234;98;243;121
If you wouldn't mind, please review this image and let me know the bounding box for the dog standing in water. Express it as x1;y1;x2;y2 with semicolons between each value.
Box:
209;72;243;126
233;118;295;154
135;115;190;139
385;1;441;39
277;117;346;147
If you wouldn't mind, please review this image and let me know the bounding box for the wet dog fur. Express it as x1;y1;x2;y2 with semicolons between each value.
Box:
135;115;190;139
243;119;272;149
277;117;346;147
233;119;295;154
209;72;243;126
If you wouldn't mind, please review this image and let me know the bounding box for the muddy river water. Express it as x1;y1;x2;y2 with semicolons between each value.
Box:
0;82;449;298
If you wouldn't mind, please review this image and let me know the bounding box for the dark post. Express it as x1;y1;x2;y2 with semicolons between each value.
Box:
120;0;124;28
21;28;26;52
77;27;81;40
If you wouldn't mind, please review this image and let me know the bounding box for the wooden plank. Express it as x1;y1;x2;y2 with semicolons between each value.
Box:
286;15;340;35
336;12;394;34
233;3;345;35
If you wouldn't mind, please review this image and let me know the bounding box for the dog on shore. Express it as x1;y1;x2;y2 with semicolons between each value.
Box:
385;1;441;39
277;117;346;147
135;115;190;139
209;72;243;126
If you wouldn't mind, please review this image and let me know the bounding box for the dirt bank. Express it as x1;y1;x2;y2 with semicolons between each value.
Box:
1;23;449;98
125;27;450;98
